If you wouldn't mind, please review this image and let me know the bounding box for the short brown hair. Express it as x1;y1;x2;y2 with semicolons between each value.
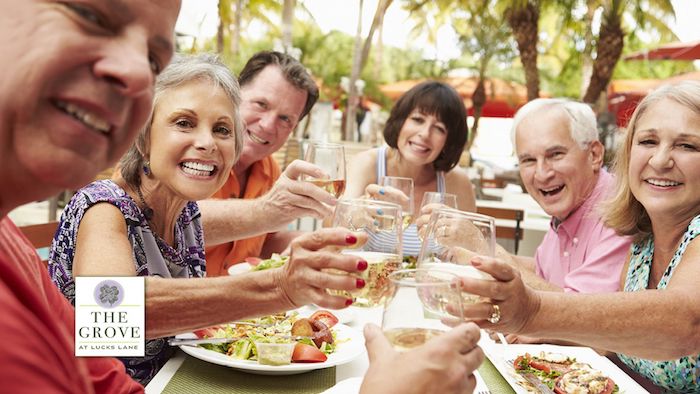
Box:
383;81;468;172
238;51;319;121
603;81;700;242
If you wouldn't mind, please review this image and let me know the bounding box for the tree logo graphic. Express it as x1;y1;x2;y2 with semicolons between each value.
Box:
93;280;125;308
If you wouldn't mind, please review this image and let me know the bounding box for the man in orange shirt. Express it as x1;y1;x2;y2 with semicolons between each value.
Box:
199;52;336;276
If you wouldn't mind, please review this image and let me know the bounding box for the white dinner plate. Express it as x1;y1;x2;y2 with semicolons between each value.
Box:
482;343;649;393
177;323;365;375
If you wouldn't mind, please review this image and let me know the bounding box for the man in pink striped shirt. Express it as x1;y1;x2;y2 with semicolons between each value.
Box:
506;98;631;294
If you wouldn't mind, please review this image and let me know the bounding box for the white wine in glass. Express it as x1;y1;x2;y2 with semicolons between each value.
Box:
417;208;496;305
331;199;403;307
379;176;414;230
303;142;346;198
382;268;463;351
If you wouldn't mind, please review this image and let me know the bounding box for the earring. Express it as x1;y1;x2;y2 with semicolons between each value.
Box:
142;160;151;176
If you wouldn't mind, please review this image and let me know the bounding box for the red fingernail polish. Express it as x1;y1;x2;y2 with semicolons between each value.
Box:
357;260;368;271
356;278;365;289
345;234;357;244
345;298;354;306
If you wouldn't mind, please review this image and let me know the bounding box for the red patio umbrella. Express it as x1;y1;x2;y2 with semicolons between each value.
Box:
625;40;700;61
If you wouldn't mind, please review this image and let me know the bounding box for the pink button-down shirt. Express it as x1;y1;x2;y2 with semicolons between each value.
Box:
534;169;631;293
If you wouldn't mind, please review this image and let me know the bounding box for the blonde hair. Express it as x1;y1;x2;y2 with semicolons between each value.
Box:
603;81;700;242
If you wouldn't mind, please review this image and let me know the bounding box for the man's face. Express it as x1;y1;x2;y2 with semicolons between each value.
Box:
237;66;308;169
515;108;603;221
0;0;180;202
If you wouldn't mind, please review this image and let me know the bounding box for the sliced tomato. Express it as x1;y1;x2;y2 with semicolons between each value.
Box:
309;310;339;328
530;360;552;374
193;326;222;338
291;343;327;363
244;257;263;266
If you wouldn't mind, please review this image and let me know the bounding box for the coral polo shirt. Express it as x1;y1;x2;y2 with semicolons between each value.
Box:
534;169;631;293
205;156;281;277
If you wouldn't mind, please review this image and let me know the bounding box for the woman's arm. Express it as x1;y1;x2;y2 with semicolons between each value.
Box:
73;203;138;276
145;228;367;338
459;240;700;360
444;168;476;212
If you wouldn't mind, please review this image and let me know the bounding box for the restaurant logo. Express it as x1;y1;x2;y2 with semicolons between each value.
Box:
75;277;145;357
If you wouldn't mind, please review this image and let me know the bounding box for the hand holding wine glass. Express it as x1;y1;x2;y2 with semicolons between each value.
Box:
416;192;458;240
377;176;414;229
302;142;346;198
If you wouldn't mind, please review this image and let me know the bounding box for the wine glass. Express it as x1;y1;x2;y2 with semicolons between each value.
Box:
302;142;346;198
331;199;403;307
382;268;463;351
378;176;414;229
417;208;496;304
419;192;458;211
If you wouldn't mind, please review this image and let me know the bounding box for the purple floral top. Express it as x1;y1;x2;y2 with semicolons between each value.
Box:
48;179;206;385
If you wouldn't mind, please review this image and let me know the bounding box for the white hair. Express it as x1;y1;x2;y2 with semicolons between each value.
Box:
510;98;599;151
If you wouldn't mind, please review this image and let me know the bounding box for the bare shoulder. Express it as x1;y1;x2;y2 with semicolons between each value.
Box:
666;232;700;289
444;167;476;212
80;202;129;234
346;148;379;198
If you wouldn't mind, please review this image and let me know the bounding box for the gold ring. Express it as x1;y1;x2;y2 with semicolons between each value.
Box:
488;304;501;324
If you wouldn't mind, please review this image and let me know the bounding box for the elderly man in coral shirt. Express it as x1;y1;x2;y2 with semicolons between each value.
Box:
504;98;631;294
198;51;335;276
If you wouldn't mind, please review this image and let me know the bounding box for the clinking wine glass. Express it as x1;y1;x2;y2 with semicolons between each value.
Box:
417;208;496;305
419;192;458;211
378;176;414;230
382;268;463;351
331;199;403;307
302;142;346;198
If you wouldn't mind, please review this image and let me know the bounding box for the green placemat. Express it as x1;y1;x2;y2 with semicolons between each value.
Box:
162;356;336;394
478;357;516;394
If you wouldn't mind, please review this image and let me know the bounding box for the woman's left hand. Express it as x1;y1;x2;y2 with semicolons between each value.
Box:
274;228;369;310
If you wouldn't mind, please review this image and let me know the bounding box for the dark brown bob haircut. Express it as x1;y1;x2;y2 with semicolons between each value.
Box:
383;81;468;172
238;51;319;121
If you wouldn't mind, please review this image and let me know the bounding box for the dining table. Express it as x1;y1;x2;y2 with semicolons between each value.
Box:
145;305;518;394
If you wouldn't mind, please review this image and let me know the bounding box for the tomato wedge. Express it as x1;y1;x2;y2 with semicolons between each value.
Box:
309;310;339;328
193;326;222;338
291;343;327;363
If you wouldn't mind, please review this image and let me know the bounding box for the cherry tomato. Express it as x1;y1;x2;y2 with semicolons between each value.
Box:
291;343;327;363
309;310;339;328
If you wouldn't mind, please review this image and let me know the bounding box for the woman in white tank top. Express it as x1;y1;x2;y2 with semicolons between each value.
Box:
345;81;477;257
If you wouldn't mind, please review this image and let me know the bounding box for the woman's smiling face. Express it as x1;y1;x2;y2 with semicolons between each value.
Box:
146;80;239;202
396;109;448;166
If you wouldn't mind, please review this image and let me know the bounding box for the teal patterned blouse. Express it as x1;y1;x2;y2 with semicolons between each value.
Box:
617;214;700;393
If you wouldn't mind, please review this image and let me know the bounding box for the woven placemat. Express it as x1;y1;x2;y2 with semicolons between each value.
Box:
478;357;516;394
162;356;336;394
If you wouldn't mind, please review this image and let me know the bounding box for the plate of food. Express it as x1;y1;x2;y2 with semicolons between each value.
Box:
175;310;365;375
483;344;649;394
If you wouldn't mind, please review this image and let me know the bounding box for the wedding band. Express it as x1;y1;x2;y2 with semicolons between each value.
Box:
488;304;501;324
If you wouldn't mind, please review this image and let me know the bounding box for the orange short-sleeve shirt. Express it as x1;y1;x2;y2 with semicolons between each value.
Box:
204;156;281;277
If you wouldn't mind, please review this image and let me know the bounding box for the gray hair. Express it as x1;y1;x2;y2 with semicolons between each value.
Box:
510;98;599;151
120;53;244;187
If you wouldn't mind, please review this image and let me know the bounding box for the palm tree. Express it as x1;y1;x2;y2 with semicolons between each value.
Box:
344;0;394;141
502;0;541;101
582;0;675;104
